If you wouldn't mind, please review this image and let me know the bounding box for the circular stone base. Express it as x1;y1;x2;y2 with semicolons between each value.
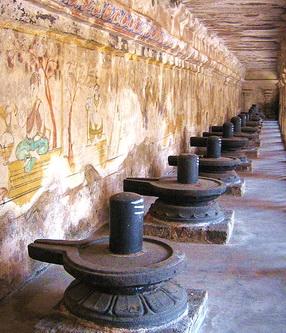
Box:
199;170;241;189
64;279;188;329
35;289;208;333
149;199;225;224
222;151;251;168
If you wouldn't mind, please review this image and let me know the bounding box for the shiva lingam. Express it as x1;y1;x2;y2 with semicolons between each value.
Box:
202;122;251;170
187;136;243;194
209;117;258;144
28;192;189;330
124;155;233;244
238;113;260;134
229;116;261;157
211;116;260;137
249;104;265;121
230;116;260;146
241;111;263;127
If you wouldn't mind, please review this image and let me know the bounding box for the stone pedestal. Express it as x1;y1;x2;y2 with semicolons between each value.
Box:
35;289;208;333
236;162;252;172
226;178;246;196
243;148;260;159
144;210;234;244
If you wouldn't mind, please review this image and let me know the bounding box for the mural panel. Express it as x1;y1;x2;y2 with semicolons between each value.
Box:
0;31;62;206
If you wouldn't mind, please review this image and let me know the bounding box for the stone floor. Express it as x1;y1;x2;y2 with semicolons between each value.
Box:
0;121;286;333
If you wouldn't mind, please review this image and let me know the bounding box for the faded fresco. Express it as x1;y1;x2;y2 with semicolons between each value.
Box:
0;30;195;209
0;31;62;206
0;0;243;299
278;37;286;141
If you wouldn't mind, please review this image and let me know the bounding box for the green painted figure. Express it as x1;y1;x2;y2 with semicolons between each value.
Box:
16;73;49;173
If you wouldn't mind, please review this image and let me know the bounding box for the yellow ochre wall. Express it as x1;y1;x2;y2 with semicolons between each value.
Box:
0;0;243;298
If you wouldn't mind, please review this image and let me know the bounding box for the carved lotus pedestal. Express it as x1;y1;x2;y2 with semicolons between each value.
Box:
29;193;208;333
34;289;208;333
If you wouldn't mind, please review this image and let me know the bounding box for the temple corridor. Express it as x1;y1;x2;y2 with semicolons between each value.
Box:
0;121;285;332
1;1;286;332
180;121;286;332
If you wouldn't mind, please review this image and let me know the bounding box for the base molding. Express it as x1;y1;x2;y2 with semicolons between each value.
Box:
226;179;245;196
144;210;234;244
35;289;208;333
242;148;260;159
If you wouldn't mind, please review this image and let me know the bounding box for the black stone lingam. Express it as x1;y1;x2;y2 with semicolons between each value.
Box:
202;122;251;169
186;136;242;189
249;104;265;120
210;113;260;135
238;114;260;133
209;117;259;143
28;192;187;329
124;154;226;226
230;116;260;146
241;111;262;127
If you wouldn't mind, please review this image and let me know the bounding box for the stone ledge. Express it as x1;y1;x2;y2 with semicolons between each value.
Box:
143;210;234;244
225;179;246;196
34;289;208;333
242;148;260;159
236;163;252;172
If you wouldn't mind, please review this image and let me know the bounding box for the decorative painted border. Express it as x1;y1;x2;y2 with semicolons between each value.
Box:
53;0;187;54
38;0;243;81
0;0;243;81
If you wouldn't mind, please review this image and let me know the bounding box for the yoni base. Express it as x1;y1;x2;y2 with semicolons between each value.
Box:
226;179;245;197
35;289;208;333
144;210;234;244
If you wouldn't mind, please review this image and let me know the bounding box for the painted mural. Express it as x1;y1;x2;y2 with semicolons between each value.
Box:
0;28;186;209
86;79;105;144
51;0;184;54
0;31;62;206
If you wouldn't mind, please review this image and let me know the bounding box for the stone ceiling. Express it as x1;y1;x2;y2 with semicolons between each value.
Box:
182;0;286;72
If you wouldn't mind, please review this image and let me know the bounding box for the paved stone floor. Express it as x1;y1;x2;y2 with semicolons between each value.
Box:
0;121;286;333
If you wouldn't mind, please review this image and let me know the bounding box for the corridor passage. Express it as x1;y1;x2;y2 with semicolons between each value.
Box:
178;121;286;333
0;122;286;333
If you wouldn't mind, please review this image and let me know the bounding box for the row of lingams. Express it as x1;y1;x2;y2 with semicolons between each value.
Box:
28;105;264;332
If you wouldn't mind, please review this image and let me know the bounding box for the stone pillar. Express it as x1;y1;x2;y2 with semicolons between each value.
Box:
263;89;276;119
242;89;252;111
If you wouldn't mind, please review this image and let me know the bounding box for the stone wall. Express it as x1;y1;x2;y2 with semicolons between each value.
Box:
278;37;286;142
0;0;243;299
242;70;279;119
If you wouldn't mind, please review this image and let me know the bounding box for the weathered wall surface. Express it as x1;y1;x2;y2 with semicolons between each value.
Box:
242;70;279;119
0;0;243;299
278;37;286;142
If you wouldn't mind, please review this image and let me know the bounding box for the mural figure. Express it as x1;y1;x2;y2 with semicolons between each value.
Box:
28;36;59;149
0;103;11;201
0;104;16;165
0;187;8;204
86;82;105;144
15;73;49;173
108;105;122;159
66;61;87;165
